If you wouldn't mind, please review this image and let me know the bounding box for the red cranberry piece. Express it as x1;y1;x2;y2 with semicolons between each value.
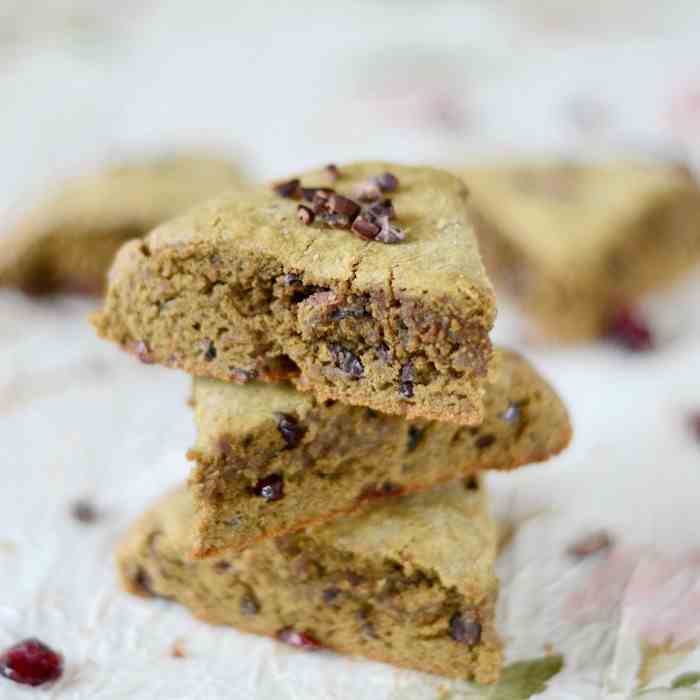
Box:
252;474;284;501
606;307;653;352
0;638;63;687
275;413;307;449
448;613;481;646
276;627;321;650
689;412;700;442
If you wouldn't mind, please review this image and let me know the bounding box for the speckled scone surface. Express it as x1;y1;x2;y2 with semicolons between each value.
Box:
92;162;496;425
461;162;700;339
0;154;245;295
188;347;571;557
118;480;502;684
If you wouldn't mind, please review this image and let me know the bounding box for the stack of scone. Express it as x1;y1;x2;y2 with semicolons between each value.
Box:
91;162;571;684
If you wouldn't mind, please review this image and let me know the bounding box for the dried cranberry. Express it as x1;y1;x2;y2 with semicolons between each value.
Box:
330;344;364;378
606;307;653;352
276;628;321;650
276;413;306;449
689;412;700;442
252;474;284;501
448;613;481;646
376;172;399;193
0;638;63;687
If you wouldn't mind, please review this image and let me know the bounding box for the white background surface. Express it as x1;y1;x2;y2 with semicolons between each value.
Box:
1;2;700;698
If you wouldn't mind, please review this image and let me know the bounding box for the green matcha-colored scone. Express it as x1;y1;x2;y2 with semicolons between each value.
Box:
460;161;700;340
118;479;502;684
188;347;570;557
92;162;496;425
0;154;245;295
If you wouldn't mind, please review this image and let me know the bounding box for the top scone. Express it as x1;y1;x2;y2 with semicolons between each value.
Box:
92;162;496;425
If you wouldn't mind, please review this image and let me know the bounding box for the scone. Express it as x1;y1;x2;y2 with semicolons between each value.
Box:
118;479;502;684
188;347;570;557
0;154;245;295
460;161;700;340
92;162;496;425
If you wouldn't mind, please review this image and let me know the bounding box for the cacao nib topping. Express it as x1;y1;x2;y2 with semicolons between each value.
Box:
606;306;653;352
366;198;395;220
302;186;334;203
375;217;405;244
252;474;284;502
239;594;260;616
273;178;302;199
475;434;495;449
322;587;341;604
406;426;424;452
331;306;366;321
297;204;315;225
203;340;217;362
351;216;381;240
276;628;321;650
500;401;521;423
0;638;64;687
376;171;399;193
354;180;383;202
328;194;361;220
399;362;415;399
449;612;482;646
330;344;364;378
70;500;98;524
311;188;334;212
325;163;340;181
318;210;352;229
568;531;613;559
276;413;307;449
465;475;479;491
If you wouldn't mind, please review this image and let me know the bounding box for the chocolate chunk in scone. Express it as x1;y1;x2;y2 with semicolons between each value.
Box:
117;479;502;684
0;154;245;296
460;161;700;341
92;162;496;425
187;348;571;557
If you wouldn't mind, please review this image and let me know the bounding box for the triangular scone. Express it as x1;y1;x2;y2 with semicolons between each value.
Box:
188;347;570;557
92;162;496;425
0;154;245;295
118;479;502;684
461;161;700;340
